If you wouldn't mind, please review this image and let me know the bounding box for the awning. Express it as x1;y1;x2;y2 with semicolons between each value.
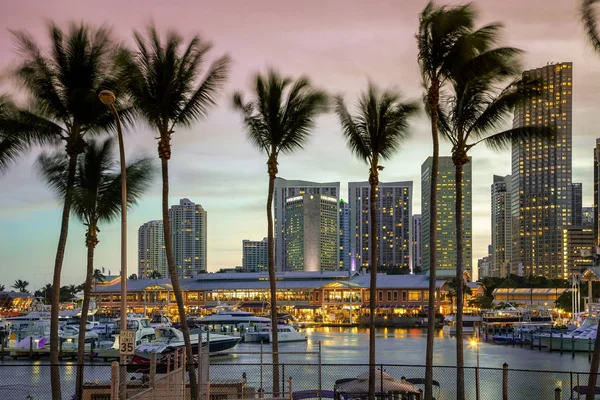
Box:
294;305;321;309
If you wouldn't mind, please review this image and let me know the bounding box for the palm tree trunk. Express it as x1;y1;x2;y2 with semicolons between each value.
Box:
160;156;199;399
76;226;96;400
266;166;280;397
454;161;465;400
425;82;440;400
587;323;600;400
368;168;378;400
50;151;78;400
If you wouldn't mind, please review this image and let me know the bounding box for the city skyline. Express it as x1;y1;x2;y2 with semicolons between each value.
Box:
0;0;599;287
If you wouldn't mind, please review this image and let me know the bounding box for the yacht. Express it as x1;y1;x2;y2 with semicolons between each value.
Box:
534;318;597;351
111;316;156;350
244;324;307;343
491;321;555;345
150;315;173;328
136;326;241;355
197;306;271;330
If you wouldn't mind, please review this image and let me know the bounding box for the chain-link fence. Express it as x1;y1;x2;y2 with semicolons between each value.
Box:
0;361;597;399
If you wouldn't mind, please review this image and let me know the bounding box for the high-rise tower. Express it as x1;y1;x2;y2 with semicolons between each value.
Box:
491;175;512;278
169;198;207;278
138;220;167;278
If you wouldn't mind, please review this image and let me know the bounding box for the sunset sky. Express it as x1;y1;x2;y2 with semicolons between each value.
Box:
0;0;599;289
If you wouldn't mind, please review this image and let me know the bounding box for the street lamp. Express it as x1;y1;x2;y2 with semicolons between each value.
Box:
98;90;127;400
470;337;480;400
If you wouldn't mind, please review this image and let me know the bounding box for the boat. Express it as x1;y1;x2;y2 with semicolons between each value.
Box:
244;324;307;343
442;315;481;336
534;317;597;351
491;321;555;345
150;315;173;328
333;369;421;400
196;306;271;331
111;316;156;350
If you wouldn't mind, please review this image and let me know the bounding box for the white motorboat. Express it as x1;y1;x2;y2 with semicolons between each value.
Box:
136;326;241;355
197;306;271;330
111;316;156;350
535;318;597;351
244;324;307;343
150;315;173;328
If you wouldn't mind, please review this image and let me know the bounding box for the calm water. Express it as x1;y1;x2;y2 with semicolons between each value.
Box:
0;327;594;399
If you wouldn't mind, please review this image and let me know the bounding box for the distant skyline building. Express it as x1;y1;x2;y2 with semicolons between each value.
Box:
138;220;167;278
491;175;512;278
595;138;600;249
285;193;339;271
349;181;413;272
583;207;594;228
477;245;492;279
511;62;573;279
571;183;583;227
169;198;208;278
242;238;268;272
421;157;472;278
563;227;594;273
274;178;340;271
412;214;422;273
339;200;351;270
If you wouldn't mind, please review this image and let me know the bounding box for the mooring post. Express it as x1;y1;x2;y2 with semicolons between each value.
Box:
554;388;561;400
502;363;508;400
111;360;120;399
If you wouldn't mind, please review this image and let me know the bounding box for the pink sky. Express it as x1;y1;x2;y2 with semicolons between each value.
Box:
0;0;599;288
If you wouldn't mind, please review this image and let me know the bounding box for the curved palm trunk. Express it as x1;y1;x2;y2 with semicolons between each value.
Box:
368;169;378;400
50;151;78;400
161;157;199;399
76;227;96;400
587;324;600;400
425;82;440;400
454;161;465;400
266;169;280;396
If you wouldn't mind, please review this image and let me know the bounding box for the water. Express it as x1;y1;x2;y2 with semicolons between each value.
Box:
0;327;594;399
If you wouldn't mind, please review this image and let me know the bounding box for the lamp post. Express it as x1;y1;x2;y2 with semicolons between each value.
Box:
98;90;127;399
470;336;480;400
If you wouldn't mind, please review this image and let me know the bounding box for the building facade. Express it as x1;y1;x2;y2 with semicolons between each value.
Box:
339;200;351;270
563;227;594;273
595;138;600;248
421;157;473;278
348;181;413;272
274;178;340;271
138;220;167;278
412;214;422;273
169;198;208;278
491;175;512;278
571;183;583;227
285;193;339;271
583;207;594;228
511;62;573;279
242;238;268;272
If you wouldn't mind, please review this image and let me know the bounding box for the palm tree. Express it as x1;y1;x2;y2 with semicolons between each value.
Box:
416;4;478;397
118;25;229;398
8;22;122;399
37;138;154;399
436;21;551;397
12;280;29;293
149;271;162;279
128;274;138;280
0;285;5;292
335;83;418;400
233;70;328;396
582;2;600;396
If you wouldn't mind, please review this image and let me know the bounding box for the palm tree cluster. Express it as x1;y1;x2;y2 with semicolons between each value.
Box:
0;1;591;399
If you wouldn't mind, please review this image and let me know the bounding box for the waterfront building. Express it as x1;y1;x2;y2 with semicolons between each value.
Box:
138;220;167;278
242;238;268;272
339;200;351;270
285;193;338;272
583;207;594;228
491;175;512;278
169;198;207;278
348;181;413;272
571;183;583;227
511;62;573;279
492;287;569;307
421;156;472;278
563;227;594;273
412;214;422;273
274;178;340;271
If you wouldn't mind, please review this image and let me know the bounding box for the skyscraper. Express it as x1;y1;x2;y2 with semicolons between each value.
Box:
242;238;268;272
563;227;594;273
138;220;167;278
169;198;207;278
412;214;422;273
491;175;512;278
421;156;473;278
571;183;583;227
348;181;412;272
285;193;338;271
511;62;573;279
339;200;351;270
274;178;340;271
583;207;594;228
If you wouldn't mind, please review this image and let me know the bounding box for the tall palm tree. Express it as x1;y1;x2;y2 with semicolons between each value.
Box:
582;1;600;397
12;280;29;293
8;22;122;399
149;271;162;279
119;25;229;398
37;138;154;400
92;269;105;294
335;83;418;400
233;70;328;396
437;23;551;398
416;4;478;397
0;285;5;292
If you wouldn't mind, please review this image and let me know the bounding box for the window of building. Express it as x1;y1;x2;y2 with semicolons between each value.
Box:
387;291;392;302
393;291;398;302
402;291;407;302
378;291;383;302
408;291;421;302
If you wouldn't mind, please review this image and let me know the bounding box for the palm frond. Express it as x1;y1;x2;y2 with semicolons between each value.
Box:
471;126;555;151
232;92;270;154
335;95;370;162
582;0;600;53
36;150;71;201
